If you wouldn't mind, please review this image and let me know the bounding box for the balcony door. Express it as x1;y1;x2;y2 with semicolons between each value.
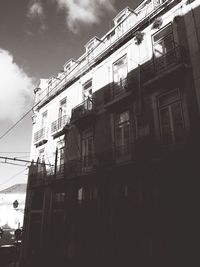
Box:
115;111;131;162
81;129;94;171
113;55;128;97
153;24;175;72
158;89;185;145
58;98;67;129
83;80;93;111
41;111;48;129
57;140;65;174
40;111;48;140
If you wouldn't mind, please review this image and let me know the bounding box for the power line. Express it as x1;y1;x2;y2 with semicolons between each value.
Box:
0;167;28;187
0;152;30;153
0;161;28;167
0;3;183;142
0;156;54;166
0;17;117;142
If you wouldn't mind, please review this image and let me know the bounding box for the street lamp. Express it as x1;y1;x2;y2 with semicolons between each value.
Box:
13;200;24;214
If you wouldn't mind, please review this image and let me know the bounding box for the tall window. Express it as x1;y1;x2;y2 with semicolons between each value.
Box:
152;24;175;71
38;148;45;161
83;80;93;110
57;140;65;173
81;128;94;171
58;98;67;129
41;111;48;129
158;89;185;145
115;111;131;161
113;55;128;96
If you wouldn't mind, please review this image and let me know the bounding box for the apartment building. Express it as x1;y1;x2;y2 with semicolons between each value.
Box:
21;0;200;266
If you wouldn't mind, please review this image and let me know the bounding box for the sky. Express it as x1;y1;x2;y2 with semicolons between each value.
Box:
0;0;142;190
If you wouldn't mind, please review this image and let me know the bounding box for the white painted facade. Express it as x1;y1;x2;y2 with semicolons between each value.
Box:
30;0;200;174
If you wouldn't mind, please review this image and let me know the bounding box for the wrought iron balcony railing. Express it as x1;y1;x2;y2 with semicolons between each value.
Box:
55;164;65;179
104;74;139;104
71;97;96;123
141;45;189;83
51;115;70;135
34;127;48;144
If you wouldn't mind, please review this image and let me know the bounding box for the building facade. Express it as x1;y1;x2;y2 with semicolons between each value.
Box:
21;0;200;266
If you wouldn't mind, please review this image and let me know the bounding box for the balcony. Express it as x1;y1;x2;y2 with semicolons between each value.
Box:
71;97;96;127
141;45;189;84
51;115;70;137
55;164;65;180
65;154;98;179
104;73;138;108
34;127;48;146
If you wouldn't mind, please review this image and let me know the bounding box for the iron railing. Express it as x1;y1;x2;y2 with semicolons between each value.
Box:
37;0;171;107
71;97;96;122
51;115;70;135
104;73;139;104
141;45;188;83
34;127;47;144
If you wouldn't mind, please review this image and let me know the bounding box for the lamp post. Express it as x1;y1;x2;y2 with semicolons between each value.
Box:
13;200;24;214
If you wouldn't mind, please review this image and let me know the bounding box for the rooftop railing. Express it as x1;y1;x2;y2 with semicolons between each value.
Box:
36;0;171;107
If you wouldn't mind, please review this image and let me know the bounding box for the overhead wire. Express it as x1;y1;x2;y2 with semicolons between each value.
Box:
0;167;28;187
0;8;134;142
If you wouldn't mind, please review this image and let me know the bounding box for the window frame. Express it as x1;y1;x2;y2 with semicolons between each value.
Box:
157;88;185;145
114;110;131;162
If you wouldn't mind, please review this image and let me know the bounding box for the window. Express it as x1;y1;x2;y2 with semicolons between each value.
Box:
38;148;46;175
81;128;94;171
113;55;128;96
64;63;71;72
38;148;45;161
57;140;65;173
83;80;93;110
158;89;185;145
55;192;65;203
152;24;175;72
78;186;98;202
58;98;67;129
41;111;48;129
115;111;131;161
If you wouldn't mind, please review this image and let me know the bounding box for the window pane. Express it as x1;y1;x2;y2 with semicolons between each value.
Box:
160;107;173;144
158;89;179;107
171;102;184;143
115;111;130;125
115;126;123;146
113;56;128;84
153;24;172;43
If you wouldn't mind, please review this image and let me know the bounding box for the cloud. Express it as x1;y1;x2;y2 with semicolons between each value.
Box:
27;0;47;33
55;0;116;33
0;49;34;122
27;0;44;19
